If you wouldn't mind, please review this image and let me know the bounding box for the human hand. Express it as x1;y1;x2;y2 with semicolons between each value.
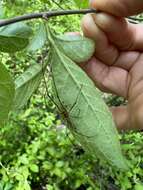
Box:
81;13;143;131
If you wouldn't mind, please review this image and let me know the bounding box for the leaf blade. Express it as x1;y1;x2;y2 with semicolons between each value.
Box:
0;23;33;53
0;63;15;124
48;29;128;170
27;23;47;52
0;35;29;53
14;64;43;110
55;34;95;63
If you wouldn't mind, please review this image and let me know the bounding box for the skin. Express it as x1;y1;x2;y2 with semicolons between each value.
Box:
81;0;143;131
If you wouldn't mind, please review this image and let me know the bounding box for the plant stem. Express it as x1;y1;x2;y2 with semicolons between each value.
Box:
0;9;98;27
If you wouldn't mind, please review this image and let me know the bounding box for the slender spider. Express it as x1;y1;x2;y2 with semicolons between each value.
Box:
41;52;93;140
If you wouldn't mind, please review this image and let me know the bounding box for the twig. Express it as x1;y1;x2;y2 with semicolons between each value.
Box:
0;9;98;27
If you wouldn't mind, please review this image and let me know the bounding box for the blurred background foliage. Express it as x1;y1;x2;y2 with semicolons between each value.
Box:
0;0;143;189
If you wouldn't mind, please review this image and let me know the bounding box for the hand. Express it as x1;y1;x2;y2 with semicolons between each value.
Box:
81;13;143;131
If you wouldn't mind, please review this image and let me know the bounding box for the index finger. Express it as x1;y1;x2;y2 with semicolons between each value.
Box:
90;0;143;16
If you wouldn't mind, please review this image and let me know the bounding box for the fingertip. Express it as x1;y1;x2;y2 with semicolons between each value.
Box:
92;13;112;32
81;13;119;66
81;14;92;37
81;14;96;39
81;14;105;44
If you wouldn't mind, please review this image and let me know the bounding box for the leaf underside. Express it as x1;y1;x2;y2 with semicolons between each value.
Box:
55;35;95;63
48;31;128;171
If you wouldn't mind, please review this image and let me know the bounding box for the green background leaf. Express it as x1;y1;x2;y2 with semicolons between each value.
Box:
0;23;33;53
74;0;89;8
135;184;143;190
0;63;15;125
14;64;43;110
0;23;33;38
0;2;4;19
27;23;47;52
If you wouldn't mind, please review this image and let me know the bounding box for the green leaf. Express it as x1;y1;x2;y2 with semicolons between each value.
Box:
55;34;95;63
14;64;43;110
135;184;143;190
27;23;47;52
48;29;128;171
4;183;13;190
29;164;39;173
17;182;31;190
0;23;33;53
23;182;31;190
0;2;4;19
0;63;15;125
0;36;29;53
0;182;4;190
74;0;89;8
0;23;33;38
19;154;29;165
46;185;54;190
